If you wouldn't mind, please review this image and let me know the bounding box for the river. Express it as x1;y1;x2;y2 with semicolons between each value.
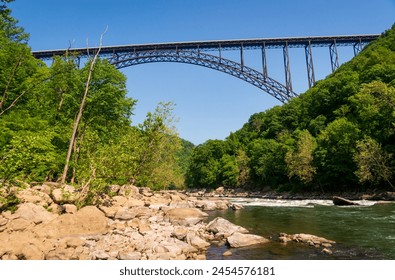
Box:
206;198;395;259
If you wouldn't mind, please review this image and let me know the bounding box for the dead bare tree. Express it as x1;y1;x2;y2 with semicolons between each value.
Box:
60;27;108;184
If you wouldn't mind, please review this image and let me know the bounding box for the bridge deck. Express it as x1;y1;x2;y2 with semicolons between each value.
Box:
32;34;380;59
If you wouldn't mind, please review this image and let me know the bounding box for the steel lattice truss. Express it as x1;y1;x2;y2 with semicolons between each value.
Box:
33;34;380;103
109;50;297;102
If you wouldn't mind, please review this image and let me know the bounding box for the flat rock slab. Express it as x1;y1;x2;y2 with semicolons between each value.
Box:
164;208;208;226
278;233;335;247
227;232;270;248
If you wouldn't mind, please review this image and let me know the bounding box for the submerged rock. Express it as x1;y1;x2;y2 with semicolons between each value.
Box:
222;250;233;256
333;196;359;206
278;233;335;249
229;203;244;210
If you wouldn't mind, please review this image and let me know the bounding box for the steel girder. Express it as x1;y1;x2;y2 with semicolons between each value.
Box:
329;40;340;72
108;49;298;103
305;41;315;88
283;42;293;93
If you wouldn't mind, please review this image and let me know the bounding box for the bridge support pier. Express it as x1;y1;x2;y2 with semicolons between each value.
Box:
240;44;244;70
261;43;268;80
353;38;363;56
283;42;293;93
329;40;340;72
305;41;315;88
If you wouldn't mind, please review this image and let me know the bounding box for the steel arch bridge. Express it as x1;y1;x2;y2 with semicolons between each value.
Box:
109;49;297;103
32;34;379;103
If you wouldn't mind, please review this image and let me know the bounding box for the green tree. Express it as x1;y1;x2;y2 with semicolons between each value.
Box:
0;131;58;181
134;102;181;188
59;57;136;183
354;136;394;189
235;149;250;187
349;81;395;142
220;154;239;187
315;118;361;188
0;0;28;42
186;140;228;188
285;130;317;184
0;32;43;116
247;136;291;187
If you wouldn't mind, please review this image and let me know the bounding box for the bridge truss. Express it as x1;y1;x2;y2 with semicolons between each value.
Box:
33;34;379;103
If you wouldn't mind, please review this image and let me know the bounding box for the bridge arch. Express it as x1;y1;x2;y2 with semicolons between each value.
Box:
108;50;297;103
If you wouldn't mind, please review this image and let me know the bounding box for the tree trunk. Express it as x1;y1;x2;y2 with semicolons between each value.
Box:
60;29;107;184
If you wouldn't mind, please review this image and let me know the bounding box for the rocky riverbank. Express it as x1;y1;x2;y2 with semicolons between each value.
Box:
0;182;269;260
186;186;395;202
0;182;341;260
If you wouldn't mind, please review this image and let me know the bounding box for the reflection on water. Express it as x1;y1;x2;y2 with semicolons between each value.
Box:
206;199;395;260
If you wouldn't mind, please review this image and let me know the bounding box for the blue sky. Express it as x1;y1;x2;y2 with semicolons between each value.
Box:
10;0;395;144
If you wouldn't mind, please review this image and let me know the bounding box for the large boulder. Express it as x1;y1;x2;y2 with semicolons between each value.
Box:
215;186;225;195
164;208;208;226
333;196;359;206
206;217;249;237
15;189;53;207
125;198;145;207
51;185;77;204
186;232;210;249
111;196;128;207
118;251;142;260
227;232;270;248
6;218;33;231
114;207;136;220
34;206;108;238
0;230;50;260
118;184;140;197
194;200;218;210
15;203;58;224
194;199;229;211
146;196;171;209
99;205;119;218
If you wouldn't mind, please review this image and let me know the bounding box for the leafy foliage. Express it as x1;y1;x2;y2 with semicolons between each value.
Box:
285;130;317;184
0;4;191;202
354;136;394;189
0;131;58;181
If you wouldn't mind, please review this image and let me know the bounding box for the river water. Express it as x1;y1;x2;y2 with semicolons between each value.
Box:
206;198;395;260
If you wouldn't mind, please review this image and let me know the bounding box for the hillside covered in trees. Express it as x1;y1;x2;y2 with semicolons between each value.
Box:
186;24;395;193
0;0;192;207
